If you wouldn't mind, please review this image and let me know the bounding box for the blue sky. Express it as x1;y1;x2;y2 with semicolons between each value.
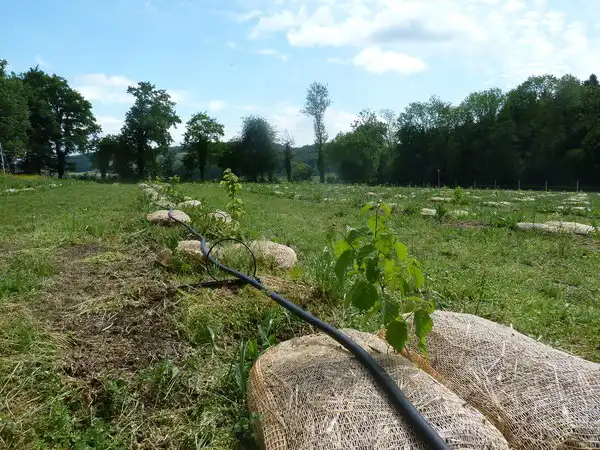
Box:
2;0;599;145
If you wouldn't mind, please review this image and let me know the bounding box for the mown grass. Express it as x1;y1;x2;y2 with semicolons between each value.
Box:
1;174;599;448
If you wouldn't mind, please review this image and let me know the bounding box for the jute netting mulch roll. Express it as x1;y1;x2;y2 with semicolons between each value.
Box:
247;329;509;450
408;311;600;449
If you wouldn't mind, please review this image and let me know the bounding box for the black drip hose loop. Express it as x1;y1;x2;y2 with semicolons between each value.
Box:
167;209;450;450
205;237;258;282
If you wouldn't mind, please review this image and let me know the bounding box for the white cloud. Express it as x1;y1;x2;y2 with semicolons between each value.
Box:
73;74;135;104
169;123;186;146
326;56;346;64
243;0;600;81
73;73;189;106
233;9;263;23
225;40;238;49
168;89;189;104
256;48;291;61
250;10;298;38
250;2;474;48
207;100;228;111
34;54;49;68
97;116;123;136
352;47;427;75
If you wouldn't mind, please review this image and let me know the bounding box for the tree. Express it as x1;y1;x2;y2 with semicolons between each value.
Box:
182;112;224;180
378;109;398;182
182;151;197;180
121;82;181;179
159;148;177;178
302;81;331;183
236;115;278;180
292;161;313;181
0;60;30;168
20;68;100;177
329;110;386;183
282;131;294;182
92;134;121;179
583;74;598;87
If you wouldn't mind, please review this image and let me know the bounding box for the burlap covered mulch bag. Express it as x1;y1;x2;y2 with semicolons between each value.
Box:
410;311;600;449
248;329;509;449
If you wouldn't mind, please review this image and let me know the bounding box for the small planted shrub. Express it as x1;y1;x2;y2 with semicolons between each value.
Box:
220;168;244;225
329;202;434;354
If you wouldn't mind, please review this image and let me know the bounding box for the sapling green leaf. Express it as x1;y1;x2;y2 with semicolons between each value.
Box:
381;295;401;325
335;249;354;281
414;310;434;355
361;203;375;215
365;257;380;284
357;244;376;260
349;279;378;311
386;318;408;351
333;239;352;258
394;242;408;261
410;265;425;289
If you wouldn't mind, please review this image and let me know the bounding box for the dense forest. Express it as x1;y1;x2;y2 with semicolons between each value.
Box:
1;56;599;187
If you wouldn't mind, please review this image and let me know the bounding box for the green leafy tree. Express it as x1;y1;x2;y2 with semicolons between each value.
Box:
159;148;178;178
328;109;387;183
292;161;313;181
121;82;181;179
237;115;278;181
0;60;30;168
302;81;331;183
21;67;100;177
92;134;121;179
377;108;398;182
20;67;55;173
330;203;433;353
584;74;599;87
183;112;225;180
182;151;197;180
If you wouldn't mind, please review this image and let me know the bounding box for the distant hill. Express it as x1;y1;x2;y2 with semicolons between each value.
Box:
67;144;320;173
68;153;93;173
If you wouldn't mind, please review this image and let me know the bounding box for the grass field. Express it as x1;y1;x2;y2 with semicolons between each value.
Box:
1;174;599;449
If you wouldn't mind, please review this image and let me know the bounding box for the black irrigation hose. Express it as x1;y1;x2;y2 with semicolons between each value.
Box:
168;210;450;450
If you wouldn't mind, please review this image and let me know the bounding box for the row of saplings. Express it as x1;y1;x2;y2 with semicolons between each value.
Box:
141;182;297;271
141;182;599;450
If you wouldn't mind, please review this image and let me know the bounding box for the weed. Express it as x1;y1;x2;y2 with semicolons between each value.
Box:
488;211;524;229
452;186;469;205
232;316;277;446
312;245;344;301
0;252;56;298
435;202;448;223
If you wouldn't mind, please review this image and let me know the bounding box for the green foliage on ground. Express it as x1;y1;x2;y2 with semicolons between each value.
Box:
1;174;599;448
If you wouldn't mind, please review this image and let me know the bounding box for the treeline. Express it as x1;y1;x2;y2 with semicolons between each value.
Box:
1;55;599;186
0;57;318;181
330;74;600;188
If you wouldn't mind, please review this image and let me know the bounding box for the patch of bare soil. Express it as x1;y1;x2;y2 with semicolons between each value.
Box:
63;300;184;379
451;220;488;230
42;244;188;380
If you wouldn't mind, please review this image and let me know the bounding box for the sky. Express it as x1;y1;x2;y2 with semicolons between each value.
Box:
1;0;600;146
